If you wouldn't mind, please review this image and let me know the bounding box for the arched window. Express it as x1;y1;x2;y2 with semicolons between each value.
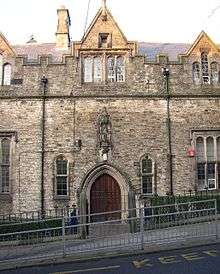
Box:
116;56;125;82
196;137;204;162
201;52;209;83
82;55;125;83
93;56;102;83
192;62;200;84
195;135;218;190
0;138;10;193
107;56;115;82
3;63;11;85
196;137;205;190
140;155;154;194
83;56;103;83
210;62;219;84
207;137;214;161
55;156;68;196
83;57;93;83
206;137;215;189
217;137;220;160
107;56;125;83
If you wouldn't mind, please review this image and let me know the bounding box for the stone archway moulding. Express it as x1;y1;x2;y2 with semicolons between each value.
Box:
80;163;131;214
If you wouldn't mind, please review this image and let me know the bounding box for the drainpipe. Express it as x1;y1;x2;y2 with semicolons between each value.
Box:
41;76;48;216
162;68;173;196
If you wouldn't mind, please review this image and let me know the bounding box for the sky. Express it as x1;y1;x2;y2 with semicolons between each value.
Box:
1;0;220;45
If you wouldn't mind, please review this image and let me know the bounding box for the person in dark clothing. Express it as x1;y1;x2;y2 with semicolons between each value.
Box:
69;205;78;234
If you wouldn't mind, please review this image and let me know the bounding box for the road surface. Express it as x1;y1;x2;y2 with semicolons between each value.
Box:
1;242;220;274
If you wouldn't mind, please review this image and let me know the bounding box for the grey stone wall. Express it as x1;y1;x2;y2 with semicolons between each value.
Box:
0;52;220;214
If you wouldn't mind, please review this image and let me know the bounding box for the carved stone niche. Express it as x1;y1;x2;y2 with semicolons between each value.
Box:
97;107;112;161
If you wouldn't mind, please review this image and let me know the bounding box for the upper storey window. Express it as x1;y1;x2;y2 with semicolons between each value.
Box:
210;62;219;84
82;55;125;83
201;52;209;83
98;33;112;48
107;56;125;82
94;57;102;82
192;52;219;85
83;56;102;83
192;62;200;85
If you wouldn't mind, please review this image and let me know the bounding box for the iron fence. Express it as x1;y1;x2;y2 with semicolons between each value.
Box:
0;199;218;264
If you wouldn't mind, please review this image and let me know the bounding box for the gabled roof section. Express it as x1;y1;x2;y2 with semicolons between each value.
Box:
82;4;127;45
185;31;220;56
0;32;16;57
73;2;137;56
79;2;130;49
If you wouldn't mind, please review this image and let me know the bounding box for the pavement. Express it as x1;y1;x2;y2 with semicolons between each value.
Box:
1;242;220;274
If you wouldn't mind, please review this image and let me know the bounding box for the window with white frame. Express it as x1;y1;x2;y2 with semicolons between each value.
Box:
82;55;125;83
192;62;200;84
55;156;69;196
107;56;125;82
201;52;209;83
83;57;93;83
93;56;102;82
83;56;102;83
195;132;220;191
140;155;154;194
2;63;12;85
192;52;220;85
210;62;219;84
0;138;11;193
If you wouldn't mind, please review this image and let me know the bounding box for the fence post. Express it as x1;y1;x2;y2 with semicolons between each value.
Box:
62;215;66;257
214;199;218;240
140;207;144;250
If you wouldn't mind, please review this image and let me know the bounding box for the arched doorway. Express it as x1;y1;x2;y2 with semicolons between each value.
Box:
90;174;121;221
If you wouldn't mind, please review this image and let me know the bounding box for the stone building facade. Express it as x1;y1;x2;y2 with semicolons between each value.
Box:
0;1;220;216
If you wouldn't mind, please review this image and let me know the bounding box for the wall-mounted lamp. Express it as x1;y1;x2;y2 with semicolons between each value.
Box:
41;76;48;85
74;139;82;151
162;67;169;78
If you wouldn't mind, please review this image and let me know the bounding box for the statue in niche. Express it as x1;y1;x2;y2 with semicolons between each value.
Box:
98;108;112;159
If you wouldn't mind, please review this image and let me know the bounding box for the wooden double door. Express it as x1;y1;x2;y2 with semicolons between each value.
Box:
90;174;121;221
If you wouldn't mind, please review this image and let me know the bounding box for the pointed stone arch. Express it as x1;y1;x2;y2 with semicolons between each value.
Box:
79;163;133;217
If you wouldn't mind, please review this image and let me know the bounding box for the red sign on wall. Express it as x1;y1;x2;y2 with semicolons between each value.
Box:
187;148;195;157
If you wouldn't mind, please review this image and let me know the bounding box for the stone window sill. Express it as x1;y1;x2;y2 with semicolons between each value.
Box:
81;82;126;86
54;195;70;201
140;193;155;199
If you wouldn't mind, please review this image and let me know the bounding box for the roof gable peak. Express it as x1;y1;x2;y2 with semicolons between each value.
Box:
0;32;15;57
81;3;127;45
186;30;219;56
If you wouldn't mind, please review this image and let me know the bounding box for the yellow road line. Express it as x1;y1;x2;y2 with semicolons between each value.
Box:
51;265;120;274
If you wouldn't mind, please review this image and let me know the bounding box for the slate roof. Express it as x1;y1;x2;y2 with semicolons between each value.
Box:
12;42;192;61
13;43;71;62
138;42;191;61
